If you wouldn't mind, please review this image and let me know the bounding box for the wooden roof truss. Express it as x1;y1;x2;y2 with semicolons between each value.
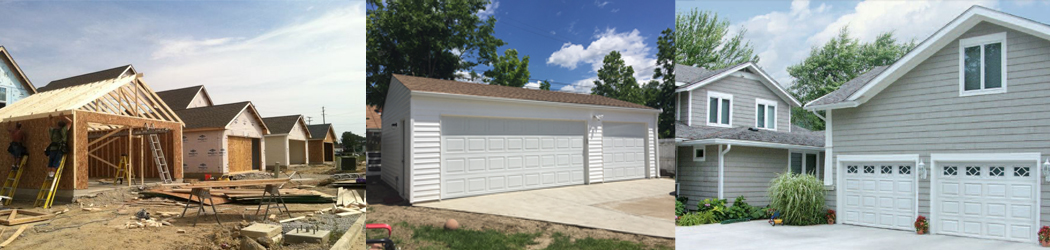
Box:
78;80;180;130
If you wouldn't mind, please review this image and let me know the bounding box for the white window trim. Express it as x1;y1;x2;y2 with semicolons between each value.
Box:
787;151;821;177
692;146;705;162
686;91;692;126
958;32;1007;97
706;91;733;128
755;98;778;130
675;92;680;121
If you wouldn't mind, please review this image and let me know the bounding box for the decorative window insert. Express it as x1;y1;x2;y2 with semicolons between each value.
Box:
990;166;1004;177
864;165;874;174
899;166;911;175
944;166;958;176
847;165;858;174
693;146;705;162
707;91;733;127
966;166;980;176
959;32;1007;96
755;98;777;130
881;166;892;174
1014;166;1030;177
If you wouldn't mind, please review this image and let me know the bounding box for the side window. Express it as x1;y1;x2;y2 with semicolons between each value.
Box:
755;98;777;130
959;32;1006;96
707;91;732;127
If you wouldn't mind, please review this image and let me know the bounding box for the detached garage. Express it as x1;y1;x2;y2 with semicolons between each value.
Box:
381;74;660;203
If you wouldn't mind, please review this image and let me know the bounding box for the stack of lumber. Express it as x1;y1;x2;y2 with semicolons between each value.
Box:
140;186;335;205
333;188;366;217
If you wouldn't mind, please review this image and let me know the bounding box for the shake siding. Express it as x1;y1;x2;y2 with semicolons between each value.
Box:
689;76;791;132
829;22;1050;224
380;79;411;196
722;146;788;206
677;145;718;210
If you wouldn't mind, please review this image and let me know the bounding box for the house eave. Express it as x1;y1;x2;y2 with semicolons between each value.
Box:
677;138;825;151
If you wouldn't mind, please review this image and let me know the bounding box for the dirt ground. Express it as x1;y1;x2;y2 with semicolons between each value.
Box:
365;178;675;250
0;164;364;250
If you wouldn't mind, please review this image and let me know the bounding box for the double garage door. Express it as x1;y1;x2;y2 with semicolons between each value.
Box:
840;156;1039;242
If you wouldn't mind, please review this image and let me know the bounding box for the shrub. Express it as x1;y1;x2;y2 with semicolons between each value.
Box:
697;198;727;221
676;211;718;226
768;173;827;225
724;196;751;220
675;197;688;217
749;206;769;220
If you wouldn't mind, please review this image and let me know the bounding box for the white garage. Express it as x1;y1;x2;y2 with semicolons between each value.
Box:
381;74;660;203
440;117;586;199
931;154;1040;242
836;155;918;231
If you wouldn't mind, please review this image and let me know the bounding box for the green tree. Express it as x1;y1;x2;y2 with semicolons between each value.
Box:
484;49;531;87
676;9;758;69
647;28;676;138
592;51;643;105
788;27;915;130
341;131;365;153
539;80;552;90
367;0;505;108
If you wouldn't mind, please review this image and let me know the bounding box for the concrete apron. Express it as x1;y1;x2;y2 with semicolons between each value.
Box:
416;178;675;238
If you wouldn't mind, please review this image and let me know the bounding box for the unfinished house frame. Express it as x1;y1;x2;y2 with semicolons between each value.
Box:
307;124;336;163
262;115;311;167
0;72;183;202
173;102;269;180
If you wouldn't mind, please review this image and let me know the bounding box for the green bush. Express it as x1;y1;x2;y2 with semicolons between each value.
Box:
675;197;688;217
676;211;718;226
697;198;728;221
749;205;770;220
768;173;827;225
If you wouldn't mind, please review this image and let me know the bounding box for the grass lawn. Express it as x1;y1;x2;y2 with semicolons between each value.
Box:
365;221;672;250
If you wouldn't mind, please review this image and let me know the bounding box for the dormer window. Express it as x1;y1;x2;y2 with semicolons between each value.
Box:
959;32;1006;96
755;98;776;130
707;91;732;127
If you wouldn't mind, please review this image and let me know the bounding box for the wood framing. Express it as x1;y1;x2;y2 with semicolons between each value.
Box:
0;209;55;226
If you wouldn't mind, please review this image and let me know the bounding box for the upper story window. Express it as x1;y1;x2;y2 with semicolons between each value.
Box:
959;32;1007;96
707;91;732;127
0;87;8;108
755;98;777;130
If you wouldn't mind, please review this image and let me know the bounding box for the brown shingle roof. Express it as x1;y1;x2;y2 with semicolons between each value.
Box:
366;105;381;130
262;115;305;134
392;74;655;110
307;124;333;140
156;85;204;110
174;101;251;130
39;65;135;92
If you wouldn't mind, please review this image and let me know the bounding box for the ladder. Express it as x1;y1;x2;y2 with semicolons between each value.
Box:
35;155;66;209
1;157;28;205
114;155;130;186
148;134;173;184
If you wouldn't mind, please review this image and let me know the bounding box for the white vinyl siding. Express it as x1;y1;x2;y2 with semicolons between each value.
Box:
755;98;777;130
706;91;732;127
959;32;1007;96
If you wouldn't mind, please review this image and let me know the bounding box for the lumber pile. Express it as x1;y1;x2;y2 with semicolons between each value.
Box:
140;185;335;205
333;188;366;217
0;210;55;226
175;178;291;188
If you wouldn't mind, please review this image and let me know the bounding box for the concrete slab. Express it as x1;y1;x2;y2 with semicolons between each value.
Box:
676;221;1044;249
241;223;282;239
285;229;331;244
417;178;674;238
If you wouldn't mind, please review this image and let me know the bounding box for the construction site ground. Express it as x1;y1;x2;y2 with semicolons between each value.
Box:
0;163;364;250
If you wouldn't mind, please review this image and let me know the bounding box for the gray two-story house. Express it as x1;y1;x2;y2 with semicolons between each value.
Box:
805;6;1050;243
675;62;824;209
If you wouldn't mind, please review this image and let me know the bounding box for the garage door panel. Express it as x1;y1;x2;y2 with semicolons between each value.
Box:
934;163;1037;242
601;122;647;182
841;163;916;231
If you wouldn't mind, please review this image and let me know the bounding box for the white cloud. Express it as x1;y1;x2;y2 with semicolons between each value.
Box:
152;37;237;59
611;8;620;13
478;1;499;19
594;0;609;8
558;77;597;94
546;28;656;93
524;80;541;89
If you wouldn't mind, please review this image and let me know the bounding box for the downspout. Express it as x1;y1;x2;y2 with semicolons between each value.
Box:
823;110;833;186
718;144;732;199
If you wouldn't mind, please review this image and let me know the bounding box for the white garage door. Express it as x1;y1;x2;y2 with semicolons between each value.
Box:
841;162;916;231
934;163;1037;242
440;116;586;199
602;122;647;182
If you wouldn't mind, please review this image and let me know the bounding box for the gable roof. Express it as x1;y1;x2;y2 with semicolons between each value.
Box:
805;6;1050;110
366;105;382;130
262;115;311;137
0;46;37;94
174;101;268;133
38;64;136;92
393;74;656;110
156;85;210;110
675;63;802;107
307;124;334;140
0;74;183;126
805;66;889;107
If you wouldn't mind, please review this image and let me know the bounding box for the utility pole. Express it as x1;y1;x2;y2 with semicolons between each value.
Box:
322;106;326;124
306;116;313;124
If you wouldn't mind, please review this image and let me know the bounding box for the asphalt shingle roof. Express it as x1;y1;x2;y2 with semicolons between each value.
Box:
806;66;889;107
307;124;333;140
393;74;655;110
366;105;382;129
156;85;204;110
676;122;824;147
262;115;303;134
675;63;749;89
39;65;134;92
173;101;251;129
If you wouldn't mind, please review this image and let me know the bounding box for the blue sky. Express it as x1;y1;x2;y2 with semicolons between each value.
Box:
471;0;673;93
0;0;365;136
676;0;1050;87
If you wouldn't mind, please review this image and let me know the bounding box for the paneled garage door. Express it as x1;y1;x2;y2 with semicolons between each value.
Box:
602;122;647;182
841;162;916;231
440;116;586;199
934;163;1037;242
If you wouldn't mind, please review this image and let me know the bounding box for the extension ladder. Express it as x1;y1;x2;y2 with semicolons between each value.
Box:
0;157;28;205
35;155;66;209
148;134;173;184
114;155;131;185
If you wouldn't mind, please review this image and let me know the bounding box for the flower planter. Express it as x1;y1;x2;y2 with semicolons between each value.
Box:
917;229;926;235
1041;240;1050;247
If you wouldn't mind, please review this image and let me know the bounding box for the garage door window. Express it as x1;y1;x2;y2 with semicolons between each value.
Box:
944;166;957;176
1015;166;1030;177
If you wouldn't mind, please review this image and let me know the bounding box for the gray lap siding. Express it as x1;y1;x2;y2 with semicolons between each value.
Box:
677;145;788;209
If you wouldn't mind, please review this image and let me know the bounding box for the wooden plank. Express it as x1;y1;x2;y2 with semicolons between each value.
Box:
140;190;230;205
88;128;124;147
89;154;119;169
227;136;253;173
0;209;55;226
88;137;119;153
179;178;290;188
0;225;27;247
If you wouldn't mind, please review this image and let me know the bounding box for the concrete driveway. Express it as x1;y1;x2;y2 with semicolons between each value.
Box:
676;221;1044;250
416;178;674;238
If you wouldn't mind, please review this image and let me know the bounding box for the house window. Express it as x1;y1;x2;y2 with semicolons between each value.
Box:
693;146;705;162
755;98;777;130
0;87;7;108
678;91;690;124
707;91;732;127
789;152;820;177
959;32;1007;96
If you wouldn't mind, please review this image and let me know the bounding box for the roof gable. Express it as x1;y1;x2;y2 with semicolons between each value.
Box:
807;6;1050;110
393;74;656;110
675;63;802;107
307;124;334;140
39;64;135;92
0;46;37;94
262;115;311;137
174;101;267;131
0;74;183;128
156;85;211;110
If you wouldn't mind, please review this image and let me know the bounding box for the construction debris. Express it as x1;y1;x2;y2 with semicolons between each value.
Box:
0;225;27;248
0;210;56;226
